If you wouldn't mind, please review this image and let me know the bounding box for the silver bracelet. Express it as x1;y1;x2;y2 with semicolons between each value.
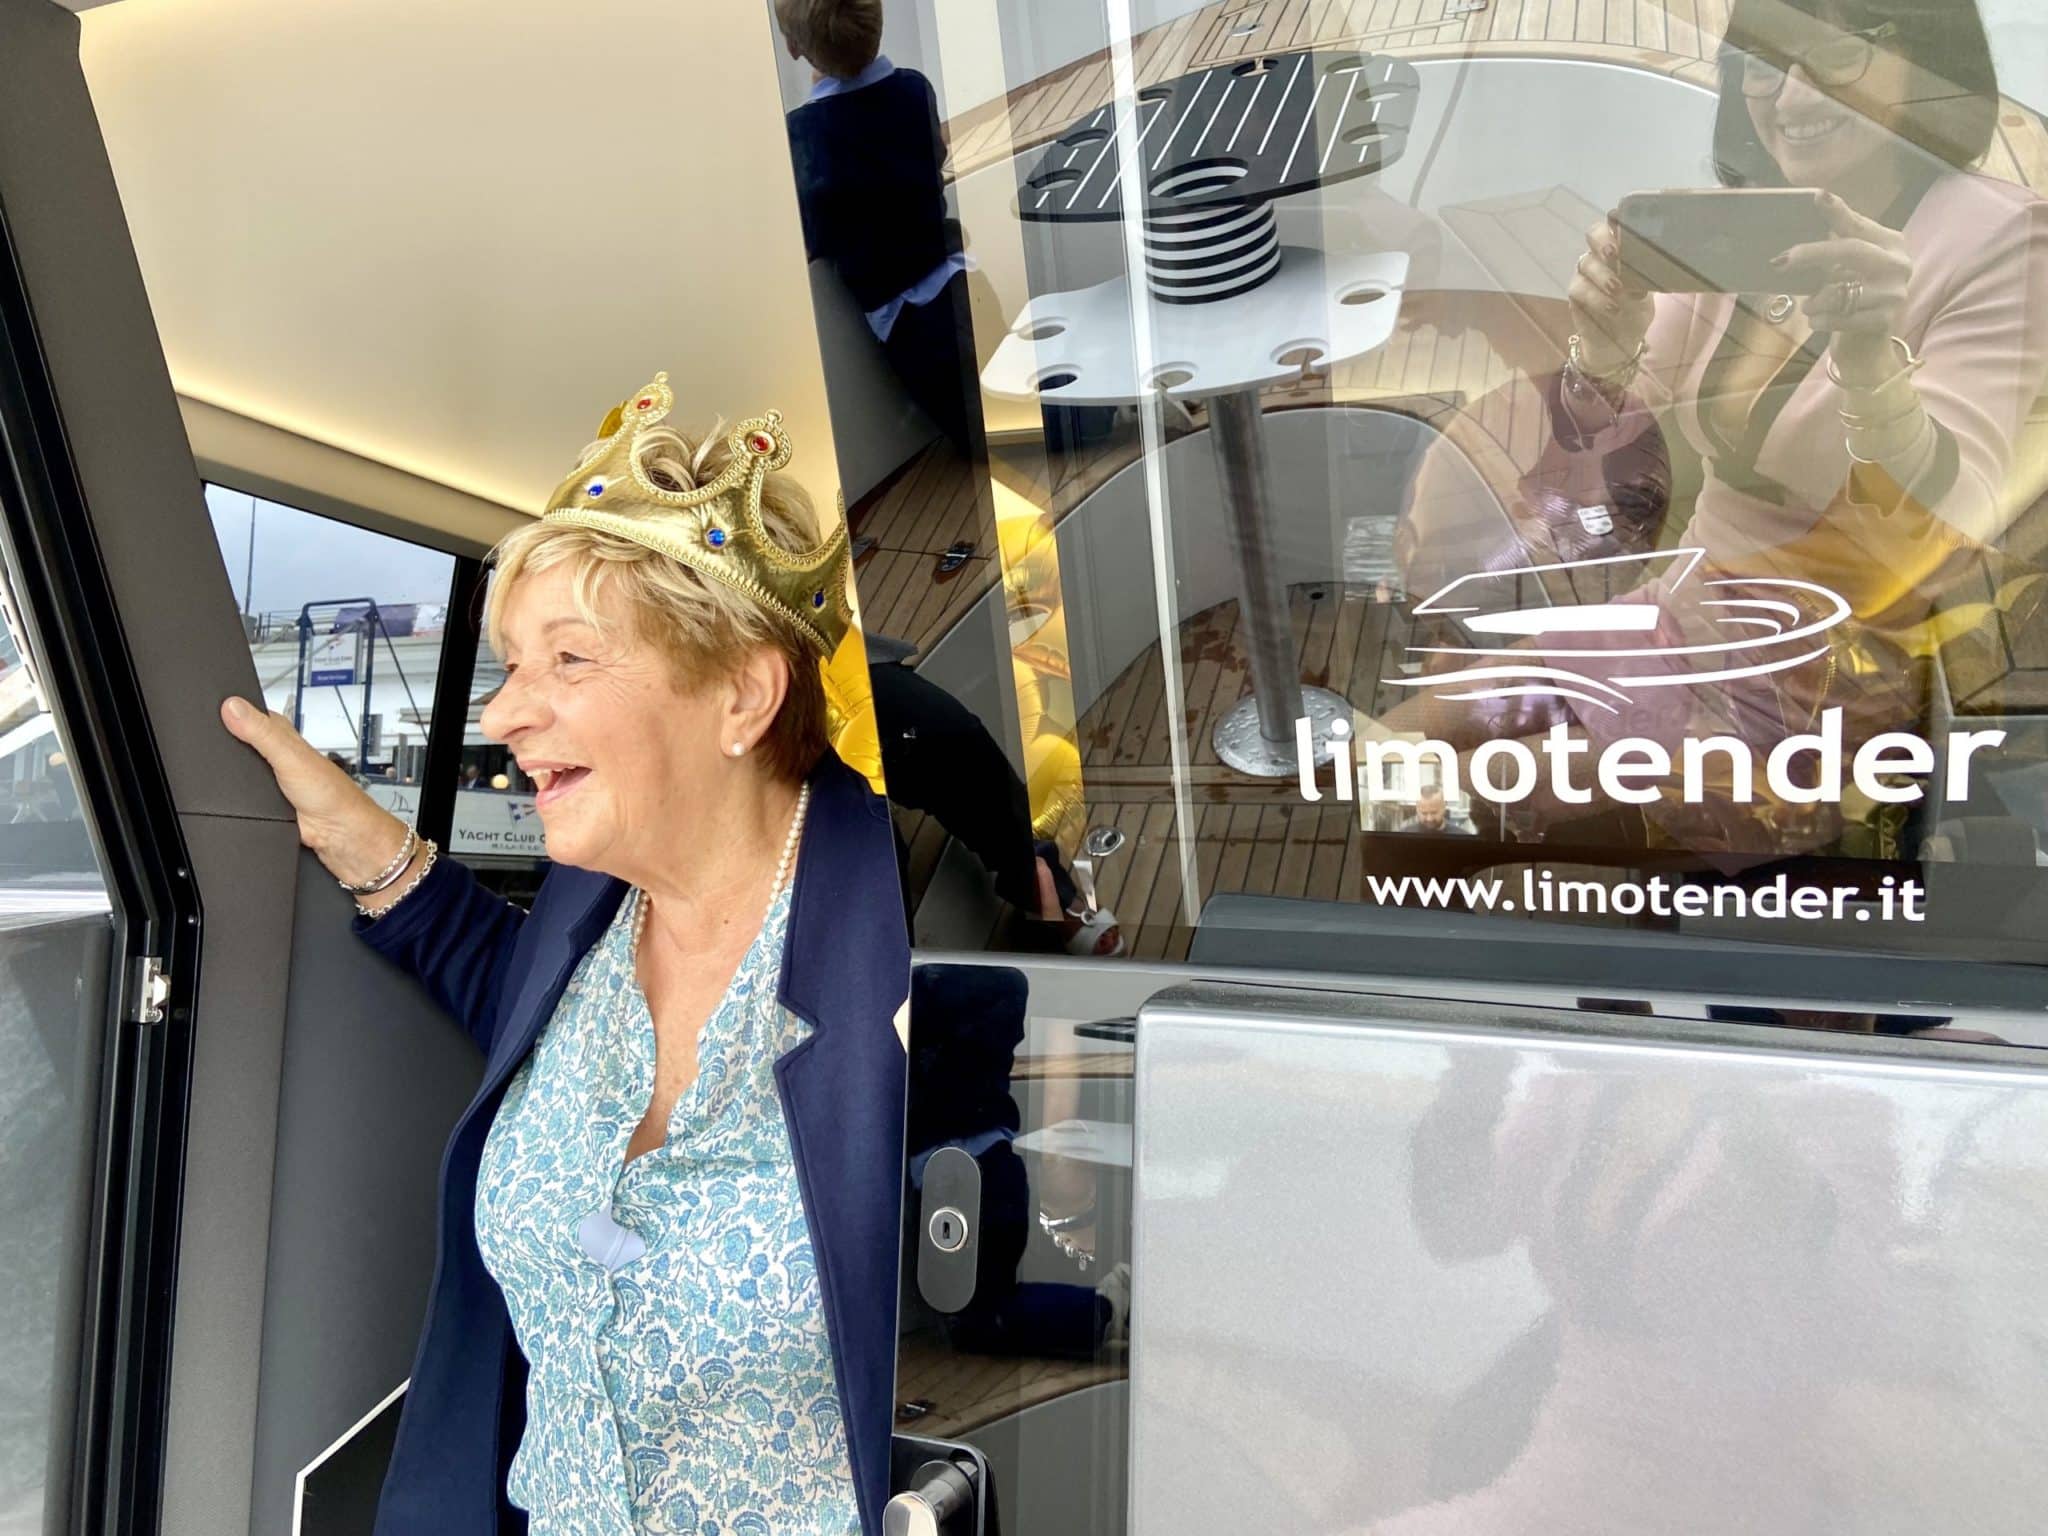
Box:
1825;333;1923;394
1846;408;1933;468
338;823;417;894
1038;1203;1097;1236
1567;331;1646;393
1839;393;1924;434
356;838;438;919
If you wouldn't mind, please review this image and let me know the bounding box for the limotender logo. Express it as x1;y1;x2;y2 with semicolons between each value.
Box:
1393;548;1848;712
1296;550;2005;808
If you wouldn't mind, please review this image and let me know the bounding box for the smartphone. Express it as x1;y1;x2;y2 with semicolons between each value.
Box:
1615;189;1831;294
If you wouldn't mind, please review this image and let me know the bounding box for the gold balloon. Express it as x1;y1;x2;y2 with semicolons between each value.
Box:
821;626;887;796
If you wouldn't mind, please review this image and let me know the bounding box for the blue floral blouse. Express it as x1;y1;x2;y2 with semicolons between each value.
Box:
474;883;861;1535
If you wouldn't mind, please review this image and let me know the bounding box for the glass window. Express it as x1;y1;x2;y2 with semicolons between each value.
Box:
206;486;554;905
208;483;457;833
207;483;455;786
0;522;113;1530
899;960;1140;1536
457;653;549;907
0;597;97;889
1985;2;2046;113
769;0;2048;985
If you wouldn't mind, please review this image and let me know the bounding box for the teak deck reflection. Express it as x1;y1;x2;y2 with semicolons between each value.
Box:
937;0;2048;188
896;1331;1126;1440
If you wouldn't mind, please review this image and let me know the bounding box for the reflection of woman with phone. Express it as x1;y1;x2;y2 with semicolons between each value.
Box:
1516;0;2048;851
1571;0;2043;537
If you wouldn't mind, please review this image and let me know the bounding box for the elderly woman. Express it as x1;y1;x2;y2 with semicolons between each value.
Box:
219;376;907;1536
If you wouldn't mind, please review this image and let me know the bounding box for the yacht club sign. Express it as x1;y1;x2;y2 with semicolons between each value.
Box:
1296;550;2005;808
365;783;549;857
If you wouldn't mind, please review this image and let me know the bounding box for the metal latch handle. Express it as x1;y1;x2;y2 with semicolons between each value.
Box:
883;1457;976;1536
131;956;170;1024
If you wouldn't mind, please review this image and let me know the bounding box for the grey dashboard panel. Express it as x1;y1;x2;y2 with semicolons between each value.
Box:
247;855;485;1536
160;812;300;1536
1130;982;2048;1535
0;9;488;1534
0;0;286;825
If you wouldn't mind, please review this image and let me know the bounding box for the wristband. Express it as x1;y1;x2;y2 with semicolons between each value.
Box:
1825;333;1923;394
338;822;417;894
1567;331;1646;390
1839;393;1924;434
357;839;438;919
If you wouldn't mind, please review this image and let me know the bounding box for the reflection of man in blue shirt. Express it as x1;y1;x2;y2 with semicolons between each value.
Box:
777;0;982;457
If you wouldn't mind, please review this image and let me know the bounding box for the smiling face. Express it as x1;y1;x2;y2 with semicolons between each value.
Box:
478;561;731;878
1742;9;1915;191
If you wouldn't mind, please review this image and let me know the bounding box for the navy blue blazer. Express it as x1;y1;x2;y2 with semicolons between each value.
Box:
356;751;910;1536
786;66;957;311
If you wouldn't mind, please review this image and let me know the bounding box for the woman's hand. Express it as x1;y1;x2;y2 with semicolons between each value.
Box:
219;696;411;889
1773;191;1915;382
1569;215;1655;374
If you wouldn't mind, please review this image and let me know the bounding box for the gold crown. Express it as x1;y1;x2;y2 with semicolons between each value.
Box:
539;373;853;657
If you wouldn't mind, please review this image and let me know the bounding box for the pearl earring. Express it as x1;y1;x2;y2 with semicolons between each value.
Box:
729;742;745;757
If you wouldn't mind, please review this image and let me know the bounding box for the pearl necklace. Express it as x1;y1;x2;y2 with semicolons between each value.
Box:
632;781;809;960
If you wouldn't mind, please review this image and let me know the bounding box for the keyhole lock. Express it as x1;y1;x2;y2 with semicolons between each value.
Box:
917;1147;981;1313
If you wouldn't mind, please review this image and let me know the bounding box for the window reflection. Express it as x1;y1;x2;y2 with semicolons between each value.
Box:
901;963;1131;1527
769;0;2048;975
0;592;97;886
454;658;549;906
0;519;110;1534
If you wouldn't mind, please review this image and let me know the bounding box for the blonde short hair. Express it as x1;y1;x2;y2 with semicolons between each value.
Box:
774;0;883;79
484;423;830;785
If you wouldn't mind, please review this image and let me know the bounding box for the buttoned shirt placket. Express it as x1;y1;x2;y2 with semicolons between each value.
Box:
585;923;658;1530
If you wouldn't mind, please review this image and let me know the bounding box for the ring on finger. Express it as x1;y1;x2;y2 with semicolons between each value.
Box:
1575;253;1592;281
1821;265;1863;315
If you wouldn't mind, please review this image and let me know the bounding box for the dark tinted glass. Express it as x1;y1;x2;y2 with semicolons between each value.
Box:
0;526;113;1529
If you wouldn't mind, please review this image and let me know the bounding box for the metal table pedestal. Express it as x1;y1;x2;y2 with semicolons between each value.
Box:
1205;387;1349;775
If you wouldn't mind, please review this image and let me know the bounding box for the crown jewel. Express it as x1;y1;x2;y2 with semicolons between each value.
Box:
539;373;853;656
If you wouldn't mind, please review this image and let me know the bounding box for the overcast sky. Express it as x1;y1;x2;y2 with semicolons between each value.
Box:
205;484;457;618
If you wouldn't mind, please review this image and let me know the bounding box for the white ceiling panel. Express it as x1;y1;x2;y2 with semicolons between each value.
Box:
79;0;846;525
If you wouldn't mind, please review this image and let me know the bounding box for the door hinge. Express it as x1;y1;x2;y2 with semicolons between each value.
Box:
131;956;170;1025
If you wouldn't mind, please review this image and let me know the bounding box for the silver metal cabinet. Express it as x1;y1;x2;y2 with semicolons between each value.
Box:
1131;983;2048;1535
